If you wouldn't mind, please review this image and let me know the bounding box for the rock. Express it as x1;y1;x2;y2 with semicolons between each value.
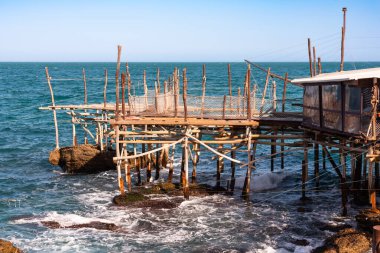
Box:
41;220;121;231
67;221;119;231
56;145;116;173
312;228;370;253
356;208;380;232
113;192;148;206
0;239;22;253
291;239;310;246
129;199;181;209
48;148;60;165
41;221;61;229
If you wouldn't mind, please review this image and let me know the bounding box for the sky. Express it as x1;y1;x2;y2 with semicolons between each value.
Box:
0;0;379;62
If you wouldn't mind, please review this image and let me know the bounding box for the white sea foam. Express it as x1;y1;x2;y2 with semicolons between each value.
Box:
234;171;289;191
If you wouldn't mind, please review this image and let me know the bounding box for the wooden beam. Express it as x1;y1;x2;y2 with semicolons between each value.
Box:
45;67;59;149
308;38;313;77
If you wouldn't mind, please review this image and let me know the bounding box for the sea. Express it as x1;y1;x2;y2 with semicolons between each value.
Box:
0;62;379;253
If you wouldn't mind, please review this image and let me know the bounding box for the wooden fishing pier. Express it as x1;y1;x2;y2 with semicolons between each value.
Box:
40;7;380;215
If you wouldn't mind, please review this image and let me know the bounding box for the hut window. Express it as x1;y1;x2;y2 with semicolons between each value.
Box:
322;84;342;130
344;86;361;133
303;85;319;126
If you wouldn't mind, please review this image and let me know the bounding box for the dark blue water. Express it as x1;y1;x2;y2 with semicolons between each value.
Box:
0;62;379;252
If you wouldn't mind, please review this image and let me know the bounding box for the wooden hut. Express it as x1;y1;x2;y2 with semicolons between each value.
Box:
292;68;380;139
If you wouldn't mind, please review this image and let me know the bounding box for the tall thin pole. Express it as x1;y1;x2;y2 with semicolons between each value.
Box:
103;69;108;108
308;38;313;77
45;67;59;149
115;45;122;121
340;7;347;72
312;47;317;77
201;64;206;118
246;64;251;120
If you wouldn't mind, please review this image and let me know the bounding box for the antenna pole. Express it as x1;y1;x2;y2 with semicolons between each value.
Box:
340;7;347;72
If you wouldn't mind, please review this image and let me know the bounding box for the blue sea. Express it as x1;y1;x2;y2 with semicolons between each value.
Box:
0;62;379;252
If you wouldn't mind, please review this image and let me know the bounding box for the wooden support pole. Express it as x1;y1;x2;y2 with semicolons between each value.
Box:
183;68;188;120
124;150;132;192
340;7;347;72
183;137;190;199
230;144;236;192
271;130;276;172
115;45;122;121
323;145;347;215
82;68;88;144
376;162;379;191
192;133;200;183
156;68;160;94
168;145;175;183
301;140;308;200
369;161;377;210
280;127;284;170
143;70;148;109
237;87;241;115
154;82;158;113
45;67;59;149
174;68;179;117
308;38;313;77
314;134;320;188
260;68;271;115
223;95;227;119
164;80;168;110
246;64;251;120
147;143;152;182
103;69;108;108
228;64;232;109
312;47;317;77
242;129;254;197
71;113;77;146
201;64;206;118
281;73;288;113
121;73;126;119
155;144;160;180
317;57;322;74
127;71;132;115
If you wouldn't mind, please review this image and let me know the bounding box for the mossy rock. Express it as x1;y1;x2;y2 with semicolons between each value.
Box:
113;192;147;206
158;182;177;192
312;228;370;253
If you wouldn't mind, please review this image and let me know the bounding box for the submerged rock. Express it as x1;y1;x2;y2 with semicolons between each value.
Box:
312;228;370;253
356;208;380;232
0;239;22;253
113;192;148;205
41;220;121;231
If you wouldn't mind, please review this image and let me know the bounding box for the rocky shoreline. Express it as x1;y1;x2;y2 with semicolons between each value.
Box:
0;239;22;253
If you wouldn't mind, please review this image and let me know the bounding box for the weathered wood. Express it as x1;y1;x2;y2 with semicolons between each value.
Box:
242;130;255;197
281;73;288;113
45;67;60;149
314;134;320;188
82;69;88;144
223;95;227;119
143;70;148;109
259;68;271;115
121;73;126;119
103;69;108;108
168;145;175;183
244;60;294;84
201;64;206;118
115;45;122;121
271;130;276;172
312;46;317;77
155;144;160;180
156;68;161;93
174;68;179;117
112;117;259;127
183;137;190;199
147;143;152;182
317;57;322;74
340;7;347;71
246;65;251;120
308;38;313;77
230;144;236;192
301;141;308;199
127;71;131;115
183;68;188;121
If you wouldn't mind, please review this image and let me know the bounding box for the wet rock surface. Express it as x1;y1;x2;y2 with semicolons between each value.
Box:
356;208;380;232
0;239;22;253
312;228;370;253
50;145;116;173
41;220;121;231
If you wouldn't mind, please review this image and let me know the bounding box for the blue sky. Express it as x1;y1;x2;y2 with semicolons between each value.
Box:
0;0;379;62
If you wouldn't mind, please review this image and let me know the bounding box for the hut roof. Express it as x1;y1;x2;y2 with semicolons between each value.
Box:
292;67;380;85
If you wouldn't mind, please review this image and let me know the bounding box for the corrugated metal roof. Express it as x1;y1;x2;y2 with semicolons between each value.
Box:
291;67;380;84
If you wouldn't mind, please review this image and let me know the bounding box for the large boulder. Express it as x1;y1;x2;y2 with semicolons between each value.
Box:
313;228;370;253
0;239;22;253
53;145;116;173
356;208;380;232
